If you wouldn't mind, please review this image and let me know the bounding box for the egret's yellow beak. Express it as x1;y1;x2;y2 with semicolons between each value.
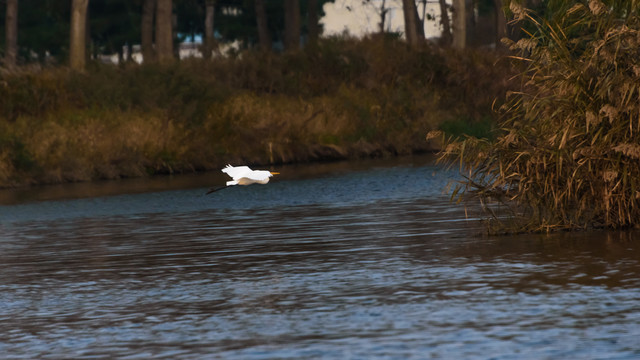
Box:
270;172;280;175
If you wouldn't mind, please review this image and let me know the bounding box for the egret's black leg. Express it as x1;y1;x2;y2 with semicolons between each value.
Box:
205;186;229;195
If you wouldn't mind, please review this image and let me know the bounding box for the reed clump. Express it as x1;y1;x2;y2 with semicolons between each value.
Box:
437;0;640;232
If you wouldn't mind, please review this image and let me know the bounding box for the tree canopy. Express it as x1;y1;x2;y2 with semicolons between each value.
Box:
0;0;333;64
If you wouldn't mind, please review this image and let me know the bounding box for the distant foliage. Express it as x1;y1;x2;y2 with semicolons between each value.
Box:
439;0;640;232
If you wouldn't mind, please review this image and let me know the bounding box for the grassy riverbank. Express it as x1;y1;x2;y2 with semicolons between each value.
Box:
0;36;513;187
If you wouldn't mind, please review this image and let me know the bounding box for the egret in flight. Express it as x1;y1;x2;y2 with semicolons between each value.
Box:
206;165;279;194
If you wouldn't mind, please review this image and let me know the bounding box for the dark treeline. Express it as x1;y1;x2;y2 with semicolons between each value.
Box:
0;0;333;67
0;0;538;69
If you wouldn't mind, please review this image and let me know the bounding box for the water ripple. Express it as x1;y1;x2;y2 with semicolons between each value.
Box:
0;157;639;359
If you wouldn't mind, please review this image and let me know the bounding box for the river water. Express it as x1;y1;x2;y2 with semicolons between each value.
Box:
0;155;639;359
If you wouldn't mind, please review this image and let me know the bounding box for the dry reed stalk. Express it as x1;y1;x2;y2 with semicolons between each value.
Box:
438;0;640;232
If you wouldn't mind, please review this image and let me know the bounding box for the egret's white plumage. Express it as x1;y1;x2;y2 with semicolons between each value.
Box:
206;165;279;194
222;164;277;186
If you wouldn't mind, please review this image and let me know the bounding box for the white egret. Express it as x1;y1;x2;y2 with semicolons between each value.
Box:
206;165;279;194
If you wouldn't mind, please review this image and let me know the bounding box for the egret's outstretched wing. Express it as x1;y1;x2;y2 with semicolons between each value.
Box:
222;165;253;181
243;170;272;182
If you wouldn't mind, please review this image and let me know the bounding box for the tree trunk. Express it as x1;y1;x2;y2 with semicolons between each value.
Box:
452;0;466;49
377;0;388;33
141;0;156;63
402;0;424;47
307;0;319;46
155;0;173;63
284;0;300;51
203;0;216;59
438;0;452;46
70;0;89;71
255;0;271;51
126;43;133;62
465;0;475;46
494;0;507;46
5;0;18;67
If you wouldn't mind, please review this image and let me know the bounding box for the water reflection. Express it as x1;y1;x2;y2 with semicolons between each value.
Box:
0;155;639;359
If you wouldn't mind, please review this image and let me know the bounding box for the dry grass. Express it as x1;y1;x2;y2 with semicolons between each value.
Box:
0;36;513;187
0;110;191;184
437;0;640;232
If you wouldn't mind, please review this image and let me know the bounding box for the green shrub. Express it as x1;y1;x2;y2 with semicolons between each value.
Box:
439;116;495;139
